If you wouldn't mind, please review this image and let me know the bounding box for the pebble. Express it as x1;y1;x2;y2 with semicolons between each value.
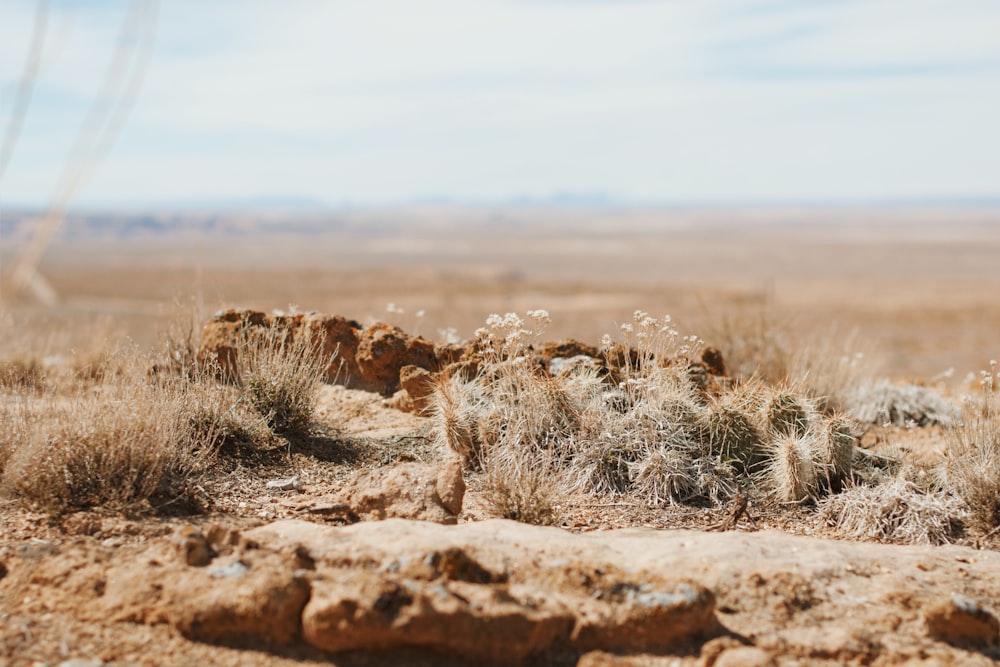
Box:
266;476;302;492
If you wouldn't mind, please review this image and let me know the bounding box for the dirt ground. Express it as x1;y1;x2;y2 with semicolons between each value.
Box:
2;207;1000;666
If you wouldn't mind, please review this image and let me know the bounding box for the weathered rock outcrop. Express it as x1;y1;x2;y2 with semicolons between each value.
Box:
198;309;726;410
198;309;457;397
8;518;1000;664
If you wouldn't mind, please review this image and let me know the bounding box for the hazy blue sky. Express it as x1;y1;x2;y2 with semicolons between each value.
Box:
2;0;1000;208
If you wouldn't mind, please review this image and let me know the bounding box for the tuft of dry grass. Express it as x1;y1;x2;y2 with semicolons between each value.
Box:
480;444;563;526
818;477;967;545
0;354;219;514
234;320;332;434
0;308;336;515
847;379;956;427
940;365;1000;531
698;307;880;414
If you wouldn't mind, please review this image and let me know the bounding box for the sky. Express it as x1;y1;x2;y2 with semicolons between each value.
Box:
1;0;1000;209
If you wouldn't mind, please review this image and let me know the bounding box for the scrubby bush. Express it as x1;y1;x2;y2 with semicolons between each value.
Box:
1;360;219;514
432;310;867;523
234;320;331;434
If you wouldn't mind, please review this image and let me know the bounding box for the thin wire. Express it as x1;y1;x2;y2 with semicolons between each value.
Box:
0;0;50;186
9;0;159;298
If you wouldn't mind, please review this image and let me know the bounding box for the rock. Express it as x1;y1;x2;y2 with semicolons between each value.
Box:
535;339;601;362
172;525;216;567
199;310;364;384
571;581;719;652
435;458;465;516
713;647;775;667
925;594;1000;647
701;346;726;376
549;355;602;377
165;551;311;646
198;310;446;396
577;651;676;666
355;323;438;396
304;313;364;387
699;636;750;667
62;512;102;537
301;570;573;661
300;502;353;517
341;461;465;524
266;476;302;492
394;364;437;415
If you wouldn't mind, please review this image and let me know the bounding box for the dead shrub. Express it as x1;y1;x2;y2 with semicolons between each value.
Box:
847;380;956;427
186;384;276;457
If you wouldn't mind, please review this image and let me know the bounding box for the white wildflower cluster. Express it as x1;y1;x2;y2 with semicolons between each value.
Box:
980;360;997;391
613;310;704;374
476;311;547;359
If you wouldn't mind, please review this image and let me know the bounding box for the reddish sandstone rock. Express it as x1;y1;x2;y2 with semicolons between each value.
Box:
302;313;364;387
355;323;438;396
164;550;311;646
386;365;436;415
340;460;465;524
301;570;574;661
571;581;719;652
198;310;447;395
535;339;601;363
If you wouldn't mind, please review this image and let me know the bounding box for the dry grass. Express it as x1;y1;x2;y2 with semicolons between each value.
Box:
847;379;957;427
818;477;967;545
699;307;880;414
0;310;334;515
0;352;219;514
940;365;1000;531
234;319;332;434
480;444;563;526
